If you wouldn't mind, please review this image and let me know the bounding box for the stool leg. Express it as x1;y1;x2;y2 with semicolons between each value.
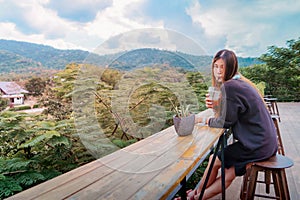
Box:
273;117;285;155
271;101;276;115
265;170;271;194
246;166;259;200
240;168;251;200
279;169;290;200
274;102;280;122
267;102;272;114
271;170;281;198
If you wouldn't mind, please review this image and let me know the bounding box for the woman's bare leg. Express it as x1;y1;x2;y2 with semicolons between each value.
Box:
195;167;236;200
195;155;222;194
179;156;226;200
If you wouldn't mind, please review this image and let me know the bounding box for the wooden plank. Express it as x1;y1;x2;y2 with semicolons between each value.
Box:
123;126;176;152
8;149;131;200
6;158;105;200
126;127;182;154
181;126;222;160
67;160;158;199
131;127;223;200
37;165;114;200
12;128;222;200
98;169;163;200
8;151;135;199
37;141;194;200
67;130;198;199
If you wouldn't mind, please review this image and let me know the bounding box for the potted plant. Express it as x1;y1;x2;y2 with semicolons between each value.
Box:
171;103;195;137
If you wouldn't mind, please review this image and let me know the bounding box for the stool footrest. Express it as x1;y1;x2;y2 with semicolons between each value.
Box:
254;193;280;199
256;180;274;184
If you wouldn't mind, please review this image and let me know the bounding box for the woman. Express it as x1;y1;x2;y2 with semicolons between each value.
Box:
189;49;278;200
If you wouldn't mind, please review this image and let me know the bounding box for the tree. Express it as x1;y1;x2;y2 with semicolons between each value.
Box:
100;68;122;88
240;38;300;101
259;38;300;101
25;77;46;96
0;97;8;111
240;64;268;95
40;63;80;120
185;71;207;111
240;64;268;83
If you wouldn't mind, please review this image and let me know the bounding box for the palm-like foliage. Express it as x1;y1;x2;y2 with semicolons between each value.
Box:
0;111;94;198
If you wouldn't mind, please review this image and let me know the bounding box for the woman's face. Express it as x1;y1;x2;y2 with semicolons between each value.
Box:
213;58;225;83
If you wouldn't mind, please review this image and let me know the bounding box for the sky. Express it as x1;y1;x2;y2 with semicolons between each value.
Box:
0;0;300;57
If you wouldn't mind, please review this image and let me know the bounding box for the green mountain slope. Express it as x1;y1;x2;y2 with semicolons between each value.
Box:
0;39;89;70
0;50;43;73
0;39;262;75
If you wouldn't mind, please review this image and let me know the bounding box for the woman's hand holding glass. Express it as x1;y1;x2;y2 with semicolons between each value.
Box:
206;86;221;117
205;93;214;108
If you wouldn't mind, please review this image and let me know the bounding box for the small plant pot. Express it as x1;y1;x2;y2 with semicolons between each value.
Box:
173;114;195;136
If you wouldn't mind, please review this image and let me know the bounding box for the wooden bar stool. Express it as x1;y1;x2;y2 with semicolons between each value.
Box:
266;102;273;115
240;154;293;200
265;97;281;122
271;114;284;155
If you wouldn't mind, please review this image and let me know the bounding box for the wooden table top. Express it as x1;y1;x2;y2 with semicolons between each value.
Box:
8;109;224;200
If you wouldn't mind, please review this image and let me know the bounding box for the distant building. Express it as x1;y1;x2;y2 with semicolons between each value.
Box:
0;82;29;105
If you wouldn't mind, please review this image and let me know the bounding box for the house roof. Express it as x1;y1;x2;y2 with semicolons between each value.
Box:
0;82;29;95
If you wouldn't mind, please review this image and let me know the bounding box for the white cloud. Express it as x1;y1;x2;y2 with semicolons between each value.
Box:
0;23;25;40
0;22;83;49
0;0;165;51
94;28;206;56
46;0;112;22
1;0;299;56
85;0;164;40
186;1;264;56
0;0;83;48
186;0;300;56
19;2;70;37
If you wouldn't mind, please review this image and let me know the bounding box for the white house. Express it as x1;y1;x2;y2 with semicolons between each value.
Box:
0;82;29;105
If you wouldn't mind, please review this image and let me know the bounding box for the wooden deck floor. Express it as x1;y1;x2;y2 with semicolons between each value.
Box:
210;102;300;200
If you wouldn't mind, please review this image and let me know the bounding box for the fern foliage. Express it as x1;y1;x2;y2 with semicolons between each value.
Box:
0;111;94;199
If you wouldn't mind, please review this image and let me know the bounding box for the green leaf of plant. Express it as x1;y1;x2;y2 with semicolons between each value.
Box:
18;135;46;148
15;171;45;186
5;158;34;172
44;130;60;138
0;178;22;198
0;174;5;180
48;136;70;147
18;131;61;149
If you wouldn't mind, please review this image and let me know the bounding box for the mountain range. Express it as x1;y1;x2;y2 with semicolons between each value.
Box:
0;39;262;76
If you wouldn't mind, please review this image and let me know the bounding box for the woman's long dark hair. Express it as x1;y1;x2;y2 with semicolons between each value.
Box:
211;49;266;105
211;49;238;87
